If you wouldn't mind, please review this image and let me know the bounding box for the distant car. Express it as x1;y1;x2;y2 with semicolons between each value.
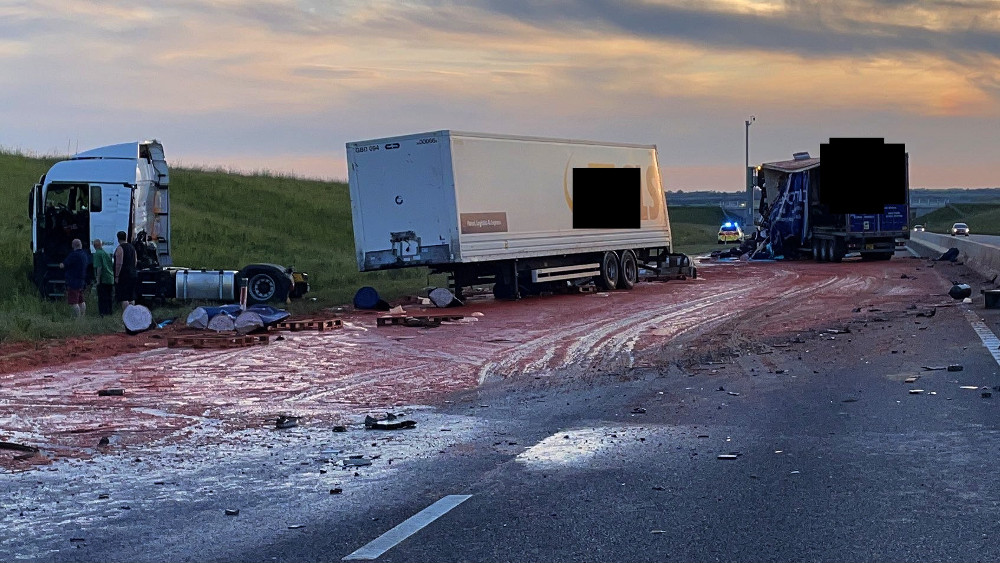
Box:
951;222;970;236
718;222;744;244
913;224;925;232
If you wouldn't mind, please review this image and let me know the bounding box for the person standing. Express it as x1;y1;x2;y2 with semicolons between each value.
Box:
92;238;114;316
60;238;90;317
113;230;138;309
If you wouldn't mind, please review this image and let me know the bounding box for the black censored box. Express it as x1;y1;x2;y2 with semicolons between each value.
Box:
572;168;640;229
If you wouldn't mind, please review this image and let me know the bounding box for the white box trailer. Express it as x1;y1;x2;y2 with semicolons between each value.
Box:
347;130;694;298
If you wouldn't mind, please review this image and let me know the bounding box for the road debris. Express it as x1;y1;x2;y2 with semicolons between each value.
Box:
717;454;740;460
960;386;979;389
330;488;343;495
364;415;416;430
429;287;462;308
922;366;947;371
909;389;924;394
275;415;300;429
937;248;959;262
949;284;972;300
904;376;919;383
0;441;39;453
225;509;239;516
342;457;373;467
947;364;964;372
97;388;125;396
727;391;740;396
631;407;647;414
332;425;347;433
983;392;993;399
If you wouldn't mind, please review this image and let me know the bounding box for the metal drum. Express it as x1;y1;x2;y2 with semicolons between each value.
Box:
174;269;238;300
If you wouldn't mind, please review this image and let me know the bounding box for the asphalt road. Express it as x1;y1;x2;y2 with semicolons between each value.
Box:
6;255;1000;562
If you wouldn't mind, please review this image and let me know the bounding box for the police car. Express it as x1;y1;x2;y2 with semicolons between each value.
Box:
718;222;744;244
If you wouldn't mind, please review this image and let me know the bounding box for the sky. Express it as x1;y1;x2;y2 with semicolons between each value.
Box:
0;0;997;191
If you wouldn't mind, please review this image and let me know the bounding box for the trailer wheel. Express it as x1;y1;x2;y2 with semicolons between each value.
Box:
617;250;638;290
597;251;620;290
812;239;823;262
239;264;291;305
830;239;844;263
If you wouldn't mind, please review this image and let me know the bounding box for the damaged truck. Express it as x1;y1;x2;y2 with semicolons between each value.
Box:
28;140;308;304
753;140;910;262
346;130;695;299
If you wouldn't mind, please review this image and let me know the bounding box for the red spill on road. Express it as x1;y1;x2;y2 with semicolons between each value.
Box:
0;258;945;466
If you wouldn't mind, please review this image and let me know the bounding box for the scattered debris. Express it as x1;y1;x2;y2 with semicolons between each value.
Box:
364;415;416;430
825;327;851;334
717;454;739;460
98;436;110;446
70;538;86;543
332;425;347;433
275;415;300;429
960;386;979;389
354;286;391;311
651;530;667;534
387;305;406;315
342;457;372;467
936;248;960;262
922;366;947;371
631;407;647;414
983;392;993;399
97;388;125;396
0;441;39;453
652;486;665;491
123;304;155;334
915;309;936;318
429;287;462;308
288;525;305;530
841;398;859;403
947;364;964;372
909;389;924;394
330;488;343;495
727;391;740;396
225;509;240;516
949;284;972;300
904;376;919;383
774;369;786;374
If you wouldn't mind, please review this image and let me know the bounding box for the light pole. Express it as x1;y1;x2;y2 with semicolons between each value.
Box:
745;115;755;225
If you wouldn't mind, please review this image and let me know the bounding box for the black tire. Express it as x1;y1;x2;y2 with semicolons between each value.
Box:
238;264;291;305
830;239;844;263
597;251;619;290
813;239;822;262
617;250;638;290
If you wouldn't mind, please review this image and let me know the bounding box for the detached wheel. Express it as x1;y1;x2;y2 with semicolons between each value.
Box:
617;250;638;290
238;264;291;305
597;251;620;290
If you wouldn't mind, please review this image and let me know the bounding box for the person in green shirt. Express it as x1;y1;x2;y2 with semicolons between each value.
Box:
92;239;114;316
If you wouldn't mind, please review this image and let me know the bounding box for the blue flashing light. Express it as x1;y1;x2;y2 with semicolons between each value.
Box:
723;222;733;228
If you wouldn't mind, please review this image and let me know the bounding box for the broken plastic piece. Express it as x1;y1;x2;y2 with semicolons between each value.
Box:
364;415;416;430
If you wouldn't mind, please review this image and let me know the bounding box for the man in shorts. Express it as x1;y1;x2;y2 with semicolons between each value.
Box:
60;238;90;317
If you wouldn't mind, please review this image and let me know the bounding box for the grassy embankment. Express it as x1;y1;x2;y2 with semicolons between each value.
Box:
914;204;1000;236
0;150;436;343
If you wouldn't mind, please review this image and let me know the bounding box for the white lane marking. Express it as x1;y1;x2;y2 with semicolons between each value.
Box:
966;312;1000;366
342;495;472;560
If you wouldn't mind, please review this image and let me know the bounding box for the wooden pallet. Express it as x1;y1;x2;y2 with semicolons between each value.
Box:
167;333;269;349
376;314;466;327
275;318;343;332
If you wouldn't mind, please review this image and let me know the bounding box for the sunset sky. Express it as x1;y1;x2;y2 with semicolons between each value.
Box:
1;0;997;190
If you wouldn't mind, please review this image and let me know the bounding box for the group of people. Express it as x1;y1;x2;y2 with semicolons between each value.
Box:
60;231;139;318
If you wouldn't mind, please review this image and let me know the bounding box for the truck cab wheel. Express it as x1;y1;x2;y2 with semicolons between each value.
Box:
597;251;620;290
617;250;638;290
238;264;292;305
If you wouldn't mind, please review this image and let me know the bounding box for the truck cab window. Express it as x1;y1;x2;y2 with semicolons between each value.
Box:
89;185;102;213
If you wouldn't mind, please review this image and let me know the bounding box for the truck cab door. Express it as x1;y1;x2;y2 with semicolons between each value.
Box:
89;183;134;251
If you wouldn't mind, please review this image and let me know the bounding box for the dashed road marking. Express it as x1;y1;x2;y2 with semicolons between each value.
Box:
342;495;472;560
966;312;1000;366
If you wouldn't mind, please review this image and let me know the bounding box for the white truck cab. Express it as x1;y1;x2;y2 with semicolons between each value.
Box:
29;141;171;298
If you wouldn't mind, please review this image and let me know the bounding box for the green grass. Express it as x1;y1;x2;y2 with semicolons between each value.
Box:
914;204;1000;236
670;206;740;256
